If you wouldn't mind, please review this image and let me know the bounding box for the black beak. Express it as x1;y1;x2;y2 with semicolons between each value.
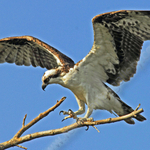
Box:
42;83;47;91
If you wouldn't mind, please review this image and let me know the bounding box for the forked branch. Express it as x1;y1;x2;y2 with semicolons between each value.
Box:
0;99;144;150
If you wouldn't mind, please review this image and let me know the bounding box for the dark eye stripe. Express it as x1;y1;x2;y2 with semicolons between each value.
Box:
43;74;59;84
52;74;59;78
44;78;49;84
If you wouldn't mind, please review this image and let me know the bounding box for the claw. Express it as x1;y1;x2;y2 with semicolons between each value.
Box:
59;110;69;115
85;126;89;131
59;111;62;115
61;118;65;122
59;109;78;122
59;111;64;115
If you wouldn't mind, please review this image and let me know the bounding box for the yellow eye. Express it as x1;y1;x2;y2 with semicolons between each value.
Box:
44;78;49;84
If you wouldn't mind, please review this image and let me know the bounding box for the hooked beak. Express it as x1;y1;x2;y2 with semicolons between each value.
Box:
42;83;47;91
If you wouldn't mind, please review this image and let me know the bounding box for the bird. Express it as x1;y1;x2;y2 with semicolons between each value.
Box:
0;10;149;124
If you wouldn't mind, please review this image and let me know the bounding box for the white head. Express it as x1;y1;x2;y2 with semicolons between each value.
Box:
42;67;64;90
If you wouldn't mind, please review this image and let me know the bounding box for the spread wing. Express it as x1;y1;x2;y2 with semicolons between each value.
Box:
76;10;150;86
0;36;74;70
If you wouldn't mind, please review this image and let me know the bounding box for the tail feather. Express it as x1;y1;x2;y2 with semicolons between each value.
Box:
104;83;146;124
118;99;146;124
134;113;146;122
124;118;135;124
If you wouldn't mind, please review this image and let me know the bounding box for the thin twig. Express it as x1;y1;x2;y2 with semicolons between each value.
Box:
16;145;27;150
133;104;140;117
135;104;141;111
92;125;100;132
22;114;27;127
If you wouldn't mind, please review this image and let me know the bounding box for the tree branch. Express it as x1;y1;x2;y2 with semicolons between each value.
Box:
0;97;66;150
0;98;145;150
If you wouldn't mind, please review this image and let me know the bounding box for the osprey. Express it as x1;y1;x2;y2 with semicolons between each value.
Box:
0;10;149;124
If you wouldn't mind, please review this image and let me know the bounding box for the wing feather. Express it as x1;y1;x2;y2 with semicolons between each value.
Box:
0;44;11;63
5;47;16;63
0;36;74;70
77;10;150;86
23;48;31;66
16;47;24;65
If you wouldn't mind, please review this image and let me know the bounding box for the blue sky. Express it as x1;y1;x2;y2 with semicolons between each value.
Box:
0;1;150;150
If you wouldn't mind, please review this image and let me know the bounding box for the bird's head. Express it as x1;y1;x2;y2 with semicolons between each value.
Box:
42;67;63;91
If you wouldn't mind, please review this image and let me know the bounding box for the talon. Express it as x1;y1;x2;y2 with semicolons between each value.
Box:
68;109;72;112
61;119;65;122
68;109;73;115
59;111;63;115
59;110;69;115
60;109;78;121
85;126;89;131
61;115;72;122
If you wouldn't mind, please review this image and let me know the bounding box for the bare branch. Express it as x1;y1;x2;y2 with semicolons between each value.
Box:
83;108;144;126
0;100;145;150
14;96;66;139
0;97;66;150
